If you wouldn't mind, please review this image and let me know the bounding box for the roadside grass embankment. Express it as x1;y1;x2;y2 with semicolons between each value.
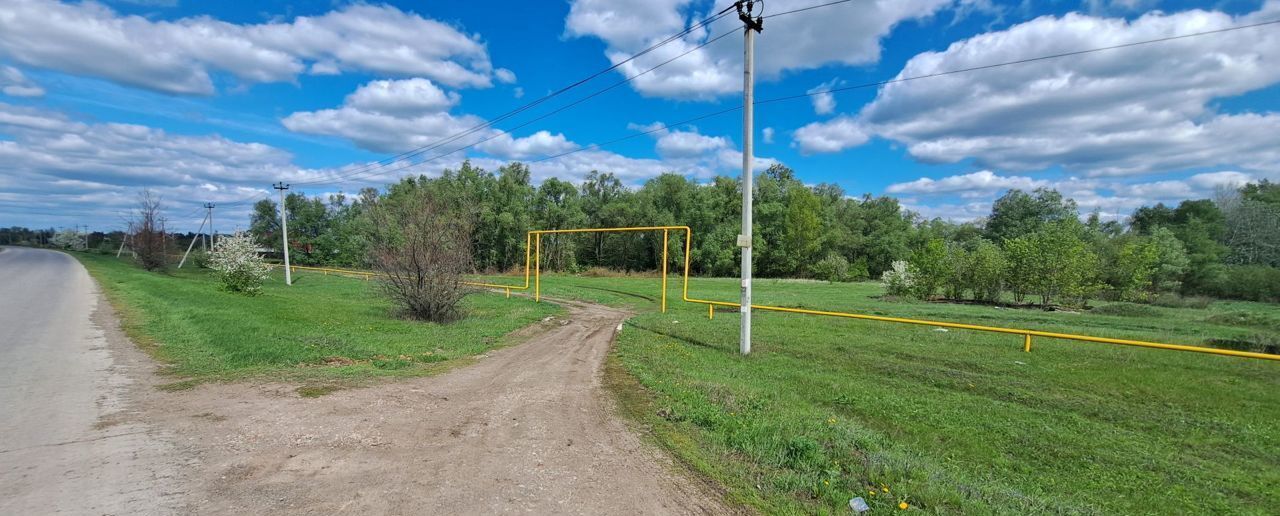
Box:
77;254;561;389
526;274;1280;514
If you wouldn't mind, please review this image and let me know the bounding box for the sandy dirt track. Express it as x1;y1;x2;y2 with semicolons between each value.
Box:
2;247;733;514
139;299;734;514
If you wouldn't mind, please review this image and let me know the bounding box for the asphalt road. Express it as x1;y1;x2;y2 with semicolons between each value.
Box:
0;247;188;514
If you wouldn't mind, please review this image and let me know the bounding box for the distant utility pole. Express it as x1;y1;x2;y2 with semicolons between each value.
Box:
178;209;209;269
204;202;216;250
737;0;762;356
274;182;292;286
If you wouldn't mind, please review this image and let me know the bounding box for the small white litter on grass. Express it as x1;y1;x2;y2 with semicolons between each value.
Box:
933;328;948;333
849;497;870;512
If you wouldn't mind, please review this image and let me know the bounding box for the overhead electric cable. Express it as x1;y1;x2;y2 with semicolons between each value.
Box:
330;27;742;185
288;3;739;187
530;18;1280;163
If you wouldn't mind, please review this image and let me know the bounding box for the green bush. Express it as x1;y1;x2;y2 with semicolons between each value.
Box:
1207;265;1280;302
908;238;948;299
812;253;850;283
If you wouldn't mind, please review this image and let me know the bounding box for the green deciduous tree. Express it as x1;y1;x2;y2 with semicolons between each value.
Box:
986;188;1078;242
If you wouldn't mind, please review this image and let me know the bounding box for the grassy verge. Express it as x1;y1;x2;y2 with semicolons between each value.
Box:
78;254;561;388
533;274;1280;514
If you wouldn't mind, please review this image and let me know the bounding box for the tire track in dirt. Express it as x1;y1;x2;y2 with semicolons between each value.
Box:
146;298;735;514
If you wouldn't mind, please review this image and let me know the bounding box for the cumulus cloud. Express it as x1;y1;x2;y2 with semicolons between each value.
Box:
1;65;44;97
885;169;1273;222
656;129;729;158
283;78;576;159
762;127;774;144
477;130;578;160
807;79;842;115
800;4;1280;177
0;102;347;228
493;68;517;84
283;104;486;155
886;170;1047;196
0;0;503;95
343;78;460;116
793;116;869;154
631;123;777;174
564;0;951;100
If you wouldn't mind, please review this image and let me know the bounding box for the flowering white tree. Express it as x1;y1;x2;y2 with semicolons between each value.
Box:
209;231;271;295
881;260;914;297
51;229;87;251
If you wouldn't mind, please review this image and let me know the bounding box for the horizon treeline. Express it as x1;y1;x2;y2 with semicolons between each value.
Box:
241;160;1279;302
7;160;1277;303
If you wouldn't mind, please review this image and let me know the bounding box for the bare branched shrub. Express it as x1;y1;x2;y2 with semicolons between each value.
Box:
132;190;168;271
366;187;473;322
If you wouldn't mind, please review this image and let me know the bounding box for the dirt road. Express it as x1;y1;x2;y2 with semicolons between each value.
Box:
148;297;729;514
0;247;192;514
1;247;730;514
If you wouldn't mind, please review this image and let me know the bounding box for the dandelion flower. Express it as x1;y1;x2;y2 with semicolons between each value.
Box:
899;502;909;510
883;486;890;493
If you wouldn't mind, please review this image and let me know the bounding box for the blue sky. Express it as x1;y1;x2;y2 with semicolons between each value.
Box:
1;0;1277;231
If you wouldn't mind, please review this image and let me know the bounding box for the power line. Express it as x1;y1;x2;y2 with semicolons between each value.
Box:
299;0;857;187
531;17;1280;164
199;0;849;207
288;2;740;187
330;25;742;186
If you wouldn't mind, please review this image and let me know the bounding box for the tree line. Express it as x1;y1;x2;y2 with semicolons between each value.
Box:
10;161;1275;305
238;161;1278;304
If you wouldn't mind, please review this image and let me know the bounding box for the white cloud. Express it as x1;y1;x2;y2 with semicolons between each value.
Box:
476;130;578;160
0;102;349;228
884;168;1276;222
494;68;517;84
1187;171;1254;189
715;148;779;173
656;129;729;158
626;121;670;136
834;5;1280;176
564;0;951;100
762;127;774;144
0;1;502;95
808;79;842;115
886;170;1047;196
1;65;44;97
793;116;869;154
343;78;460;116
632;123;777;174
283;104;486;155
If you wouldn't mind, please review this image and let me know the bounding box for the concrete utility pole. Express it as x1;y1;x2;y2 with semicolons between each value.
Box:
274;182;292;286
737;0;762;356
204;202;216;250
178;211;208;269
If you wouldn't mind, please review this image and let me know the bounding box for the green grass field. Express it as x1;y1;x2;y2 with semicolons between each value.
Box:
77;254;560;388
81;254;1278;513
519;273;1280;515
